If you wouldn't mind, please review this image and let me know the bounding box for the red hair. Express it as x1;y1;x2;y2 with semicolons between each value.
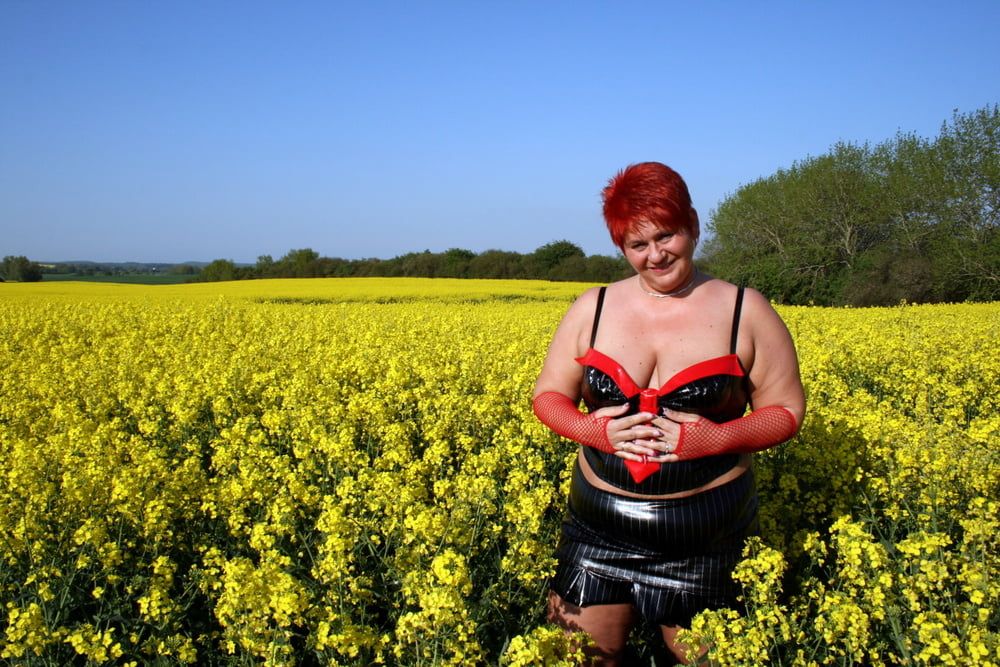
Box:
601;162;697;248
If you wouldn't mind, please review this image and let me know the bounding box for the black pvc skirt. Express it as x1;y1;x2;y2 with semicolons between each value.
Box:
550;460;759;627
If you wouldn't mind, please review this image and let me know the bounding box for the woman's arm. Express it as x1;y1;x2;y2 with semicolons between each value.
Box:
653;288;805;461
532;288;660;458
532;287;599;402
741;288;806;426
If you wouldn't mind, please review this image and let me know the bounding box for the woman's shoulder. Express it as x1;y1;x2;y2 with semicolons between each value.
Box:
554;285;604;328
733;284;778;317
718;282;788;341
564;285;604;319
698;275;770;310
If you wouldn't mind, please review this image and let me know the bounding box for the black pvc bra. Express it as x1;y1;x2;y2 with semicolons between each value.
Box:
575;285;750;492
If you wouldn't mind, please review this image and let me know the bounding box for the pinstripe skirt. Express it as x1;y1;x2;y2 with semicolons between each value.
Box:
550;460;758;627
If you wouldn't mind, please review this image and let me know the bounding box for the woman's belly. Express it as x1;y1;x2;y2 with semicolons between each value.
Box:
577;448;751;500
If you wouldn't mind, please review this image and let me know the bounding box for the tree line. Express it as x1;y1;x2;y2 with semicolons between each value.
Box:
701;105;999;305
1;256;43;282
193;241;631;284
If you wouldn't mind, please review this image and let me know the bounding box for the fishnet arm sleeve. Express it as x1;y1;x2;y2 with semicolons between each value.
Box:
675;405;798;460
532;391;615;453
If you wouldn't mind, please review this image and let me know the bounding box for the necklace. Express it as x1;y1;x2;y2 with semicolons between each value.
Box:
637;269;699;298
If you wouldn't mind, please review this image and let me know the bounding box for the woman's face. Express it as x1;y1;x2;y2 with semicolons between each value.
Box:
621;221;697;292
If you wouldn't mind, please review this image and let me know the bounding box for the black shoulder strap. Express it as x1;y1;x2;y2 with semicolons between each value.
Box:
730;286;745;354
589;286;607;348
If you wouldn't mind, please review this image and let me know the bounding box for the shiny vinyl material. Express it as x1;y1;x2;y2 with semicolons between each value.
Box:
581;367;747;494
577;284;750;494
551;462;759;627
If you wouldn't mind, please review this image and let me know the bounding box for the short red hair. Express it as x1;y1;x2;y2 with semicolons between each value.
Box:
601;162;697;248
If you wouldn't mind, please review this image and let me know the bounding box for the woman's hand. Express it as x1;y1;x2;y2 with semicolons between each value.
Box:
651;406;799;461
593;404;665;462
647;408;701;462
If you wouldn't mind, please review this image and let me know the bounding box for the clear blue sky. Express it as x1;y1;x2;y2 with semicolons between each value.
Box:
2;1;998;263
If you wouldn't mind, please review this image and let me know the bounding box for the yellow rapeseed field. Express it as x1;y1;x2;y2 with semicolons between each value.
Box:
1;278;997;666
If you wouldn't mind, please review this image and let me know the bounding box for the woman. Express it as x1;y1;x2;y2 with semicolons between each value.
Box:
532;162;805;665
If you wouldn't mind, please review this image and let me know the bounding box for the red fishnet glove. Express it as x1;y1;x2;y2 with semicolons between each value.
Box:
675;406;798;461
532;391;615;453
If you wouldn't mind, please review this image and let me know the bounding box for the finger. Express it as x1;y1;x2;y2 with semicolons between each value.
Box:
662;408;702;423
593;403;631;419
641;435;682;453
630;437;667;453
626;412;657;426
632;425;664;439
648;417;681;437
614;438;658;457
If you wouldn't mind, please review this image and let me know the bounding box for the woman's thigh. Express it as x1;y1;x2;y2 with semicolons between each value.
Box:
548;590;636;664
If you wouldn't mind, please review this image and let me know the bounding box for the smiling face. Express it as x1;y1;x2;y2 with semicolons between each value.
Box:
622;221;697;293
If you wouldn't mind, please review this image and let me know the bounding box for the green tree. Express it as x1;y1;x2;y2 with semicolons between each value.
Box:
170;264;199;275
530;241;585;270
933;105;1000;300
706;142;888;304
278;248;320;277
1;255;43;282
198;259;238;282
705;105;999;305
584;254;631;282
396;250;440;277
440;248;475;278
468;250;524;279
255;255;275;277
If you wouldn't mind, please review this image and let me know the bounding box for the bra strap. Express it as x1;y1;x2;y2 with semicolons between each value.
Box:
730;286;745;355
589;286;607;348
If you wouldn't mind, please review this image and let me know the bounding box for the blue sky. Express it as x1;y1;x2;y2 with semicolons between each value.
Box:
2;1;998;263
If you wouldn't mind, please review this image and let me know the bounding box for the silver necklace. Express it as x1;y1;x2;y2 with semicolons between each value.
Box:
637;269;698;298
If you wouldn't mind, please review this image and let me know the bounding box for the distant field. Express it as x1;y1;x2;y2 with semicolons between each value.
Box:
42;273;194;284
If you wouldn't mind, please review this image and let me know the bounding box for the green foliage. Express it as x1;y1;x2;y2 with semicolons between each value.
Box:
1;256;43;282
192;243;626;284
705;105;999;305
170;264;199;276
196;259;239;282
528;240;586;274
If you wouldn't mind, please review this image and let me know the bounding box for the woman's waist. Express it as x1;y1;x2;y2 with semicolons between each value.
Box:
578;448;751;500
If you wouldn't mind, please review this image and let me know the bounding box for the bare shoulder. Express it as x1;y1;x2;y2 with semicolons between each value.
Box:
737;286;805;420
550;285;604;348
739;287;788;333
534;285;604;397
561;285;604;324
741;286;777;313
691;275;746;313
